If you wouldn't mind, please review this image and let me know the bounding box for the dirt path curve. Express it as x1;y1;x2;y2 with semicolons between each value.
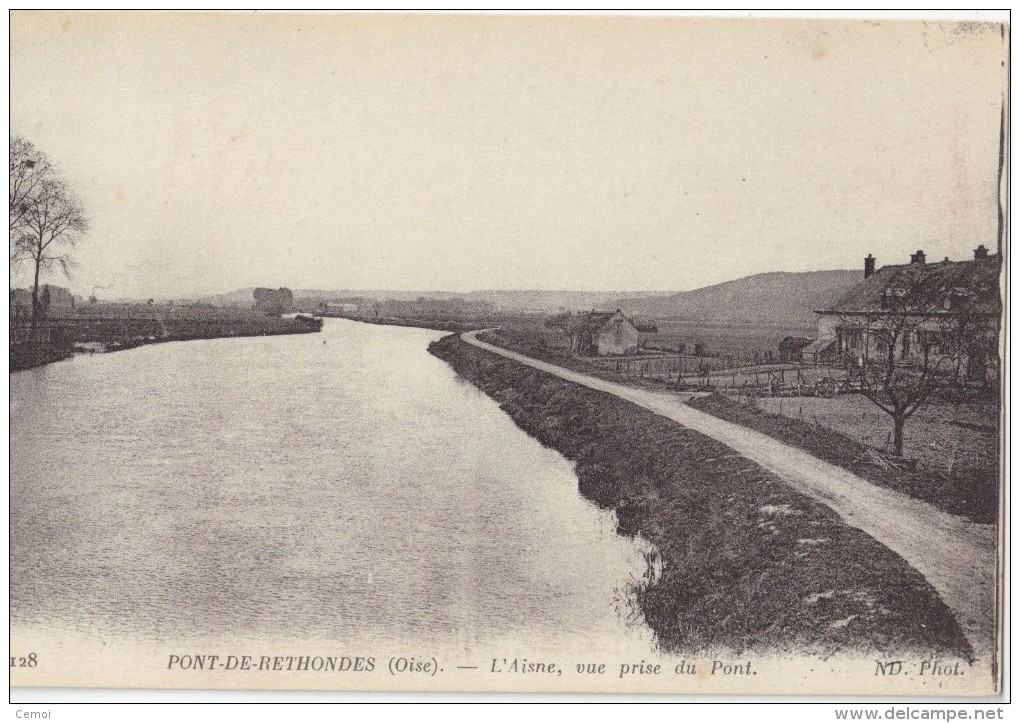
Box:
462;331;999;669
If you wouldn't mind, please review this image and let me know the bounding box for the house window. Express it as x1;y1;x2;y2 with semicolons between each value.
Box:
901;333;911;359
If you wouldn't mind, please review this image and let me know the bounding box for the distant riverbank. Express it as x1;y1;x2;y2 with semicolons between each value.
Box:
429;332;971;658
10;310;323;372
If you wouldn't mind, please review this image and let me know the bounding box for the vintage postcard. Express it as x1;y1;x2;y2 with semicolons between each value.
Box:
9;11;1007;699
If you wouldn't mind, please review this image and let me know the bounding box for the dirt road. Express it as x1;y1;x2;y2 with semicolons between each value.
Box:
461;331;999;670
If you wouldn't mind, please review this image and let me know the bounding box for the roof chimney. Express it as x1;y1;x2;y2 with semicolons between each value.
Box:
974;244;989;260
864;254;876;279
910;249;926;265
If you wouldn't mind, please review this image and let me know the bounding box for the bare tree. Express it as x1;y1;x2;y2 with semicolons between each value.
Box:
545;312;579;352
840;303;969;457
9;135;54;268
836;281;987;456
15;176;88;341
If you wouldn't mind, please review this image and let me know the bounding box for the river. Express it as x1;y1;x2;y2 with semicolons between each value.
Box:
10;318;655;665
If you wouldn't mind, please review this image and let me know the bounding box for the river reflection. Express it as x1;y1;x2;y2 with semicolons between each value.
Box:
11;319;655;658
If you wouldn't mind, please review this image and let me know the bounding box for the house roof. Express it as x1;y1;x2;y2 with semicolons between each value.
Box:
566;309;652;334
779;336;814;351
578;310;617;332
820;255;1002;316
802;337;837;356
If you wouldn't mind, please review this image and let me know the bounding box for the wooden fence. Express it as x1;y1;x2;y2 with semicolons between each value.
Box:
587;353;856;396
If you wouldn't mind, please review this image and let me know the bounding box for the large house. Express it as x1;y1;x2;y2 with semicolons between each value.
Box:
806;246;1001;381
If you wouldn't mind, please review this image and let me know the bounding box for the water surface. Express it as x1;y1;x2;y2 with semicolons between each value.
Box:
11;319;652;657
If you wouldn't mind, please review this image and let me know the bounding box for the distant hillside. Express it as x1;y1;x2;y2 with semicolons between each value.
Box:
462;289;674;312
614;270;861;329
196;288;259;307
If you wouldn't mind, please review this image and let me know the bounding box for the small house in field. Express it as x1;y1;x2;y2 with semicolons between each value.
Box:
778;336;814;362
572;309;642;356
801;335;839;364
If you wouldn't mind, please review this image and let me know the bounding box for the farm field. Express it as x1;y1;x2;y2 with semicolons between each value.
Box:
649;319;818;363
754;394;999;485
689;393;999;523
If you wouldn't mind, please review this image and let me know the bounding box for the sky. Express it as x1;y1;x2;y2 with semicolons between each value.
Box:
9;12;1008;299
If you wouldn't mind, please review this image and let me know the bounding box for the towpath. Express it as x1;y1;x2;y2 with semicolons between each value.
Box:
461;330;999;670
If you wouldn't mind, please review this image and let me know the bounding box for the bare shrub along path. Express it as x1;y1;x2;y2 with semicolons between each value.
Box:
460;330;998;666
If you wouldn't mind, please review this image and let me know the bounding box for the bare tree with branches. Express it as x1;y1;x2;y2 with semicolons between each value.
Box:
833;247;1003;460
545;312;580;353
841;313;950;457
9;134;54;268
15;174;88;342
949;298;1001;387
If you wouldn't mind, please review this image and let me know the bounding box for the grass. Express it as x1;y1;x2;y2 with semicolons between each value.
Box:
755;395;998;478
688;393;999;525
429;333;971;658
651;319;817;361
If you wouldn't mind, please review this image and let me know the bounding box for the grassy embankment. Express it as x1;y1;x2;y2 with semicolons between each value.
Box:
345;315;490;333
9;343;75;371
688;394;998;525
429;333;970;658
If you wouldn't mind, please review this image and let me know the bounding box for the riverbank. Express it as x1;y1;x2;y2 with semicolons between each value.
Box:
429;333;971;658
10;311;323;372
344;314;495;333
10;342;74;372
